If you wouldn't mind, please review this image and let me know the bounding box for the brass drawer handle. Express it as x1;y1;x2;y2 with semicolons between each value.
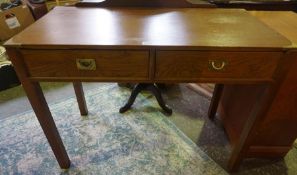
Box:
209;60;227;71
76;59;96;70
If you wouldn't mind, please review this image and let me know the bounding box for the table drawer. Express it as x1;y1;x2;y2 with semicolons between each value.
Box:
21;50;150;80
155;51;281;81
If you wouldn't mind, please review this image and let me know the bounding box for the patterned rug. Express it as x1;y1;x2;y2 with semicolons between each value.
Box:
0;84;227;175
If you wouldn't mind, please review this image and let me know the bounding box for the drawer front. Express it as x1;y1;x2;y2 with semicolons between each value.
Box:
21;50;150;80
155;51;281;81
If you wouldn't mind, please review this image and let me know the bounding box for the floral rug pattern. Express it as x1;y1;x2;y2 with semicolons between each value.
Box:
0;84;227;175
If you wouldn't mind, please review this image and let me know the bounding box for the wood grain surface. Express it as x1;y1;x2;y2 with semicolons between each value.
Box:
4;7;291;50
155;51;281;81
21;49;150;79
249;11;297;46
76;0;215;8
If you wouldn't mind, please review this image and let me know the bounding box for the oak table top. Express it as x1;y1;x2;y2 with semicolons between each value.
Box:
4;7;292;50
249;11;297;45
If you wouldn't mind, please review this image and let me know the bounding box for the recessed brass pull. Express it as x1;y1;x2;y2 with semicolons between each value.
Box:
209;60;227;71
76;59;96;70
